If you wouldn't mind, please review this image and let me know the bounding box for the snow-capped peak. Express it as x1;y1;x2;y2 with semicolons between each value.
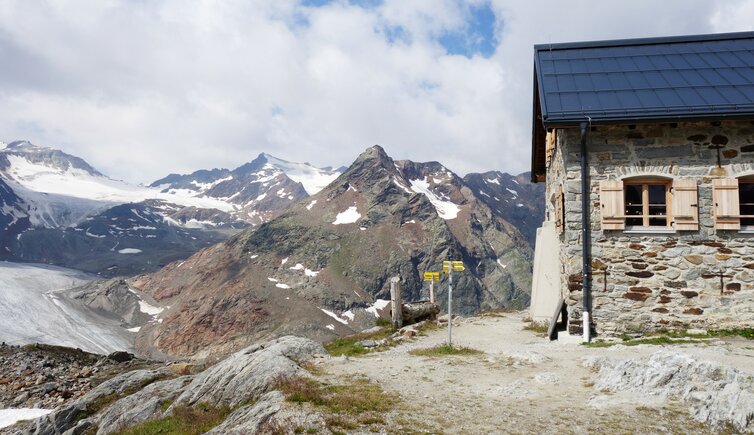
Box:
261;153;342;195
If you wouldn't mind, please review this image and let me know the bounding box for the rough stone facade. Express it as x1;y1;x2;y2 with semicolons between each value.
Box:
545;120;754;336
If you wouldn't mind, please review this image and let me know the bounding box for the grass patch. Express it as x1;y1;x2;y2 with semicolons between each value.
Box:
117;402;231;435
523;321;549;334
408;344;483;357
274;375;397;433
708;328;754;340
584;336;696;348
324;327;397;357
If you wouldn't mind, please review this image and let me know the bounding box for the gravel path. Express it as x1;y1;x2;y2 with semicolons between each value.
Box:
321;313;754;434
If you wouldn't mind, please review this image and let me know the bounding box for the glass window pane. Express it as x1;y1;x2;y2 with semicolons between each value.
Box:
648;184;666;205
626;217;643;226
741;182;754;226
625;184;642;205
649;217;667;226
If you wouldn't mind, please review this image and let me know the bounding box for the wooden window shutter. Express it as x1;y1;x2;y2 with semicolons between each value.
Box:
600;179;624;230
555;184;564;234
545;129;556;168
672;179;698;230
713;178;740;230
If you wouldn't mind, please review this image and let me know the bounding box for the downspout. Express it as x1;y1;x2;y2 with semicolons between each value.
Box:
579;121;591;343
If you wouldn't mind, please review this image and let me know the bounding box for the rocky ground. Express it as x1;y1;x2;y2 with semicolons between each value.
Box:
0;343;161;410
319;312;754;434
2;312;752;434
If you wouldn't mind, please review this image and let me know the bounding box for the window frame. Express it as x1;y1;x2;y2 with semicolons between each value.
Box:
623;179;673;230
739;177;754;230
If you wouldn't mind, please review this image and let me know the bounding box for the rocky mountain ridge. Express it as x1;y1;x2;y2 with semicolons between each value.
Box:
127;145;535;359
0;141;343;276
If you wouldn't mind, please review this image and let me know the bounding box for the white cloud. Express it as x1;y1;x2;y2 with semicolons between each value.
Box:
0;0;750;183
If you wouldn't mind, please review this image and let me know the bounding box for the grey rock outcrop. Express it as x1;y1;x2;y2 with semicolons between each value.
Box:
206;391;285;434
584;351;754;433
94;376;192;435
26;369;165;435
20;336;324;434
170;336;325;409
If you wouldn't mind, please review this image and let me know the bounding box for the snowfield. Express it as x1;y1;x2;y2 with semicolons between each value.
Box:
0;262;133;354
332;206;361;225
409;178;460;220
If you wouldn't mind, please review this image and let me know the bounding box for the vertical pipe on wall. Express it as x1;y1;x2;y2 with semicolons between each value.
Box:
579;121;591;343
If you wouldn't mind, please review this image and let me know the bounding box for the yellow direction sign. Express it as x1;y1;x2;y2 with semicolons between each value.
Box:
442;260;465;273
423;272;440;282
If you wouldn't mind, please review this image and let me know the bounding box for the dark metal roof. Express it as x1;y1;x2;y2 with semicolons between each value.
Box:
530;31;754;181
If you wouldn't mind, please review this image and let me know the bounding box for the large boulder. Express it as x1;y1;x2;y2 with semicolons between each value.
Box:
170;336;325;409
584;351;754;433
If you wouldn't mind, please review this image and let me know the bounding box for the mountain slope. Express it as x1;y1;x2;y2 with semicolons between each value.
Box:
463;171;545;247
131;146;533;358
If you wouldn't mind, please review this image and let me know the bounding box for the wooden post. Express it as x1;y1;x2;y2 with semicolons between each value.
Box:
390;276;403;329
429;279;435;304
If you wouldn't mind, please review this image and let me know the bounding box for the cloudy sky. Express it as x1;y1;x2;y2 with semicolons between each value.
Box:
1;0;753;183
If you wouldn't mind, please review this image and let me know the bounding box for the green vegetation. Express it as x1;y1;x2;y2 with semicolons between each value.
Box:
584;327;754;348
274;375;397;433
522;321;548;334
408;344;483;357
707;328;754;340
324;326;396;356
117;402;231;435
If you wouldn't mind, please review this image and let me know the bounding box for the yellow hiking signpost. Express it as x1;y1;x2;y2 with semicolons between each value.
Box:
442;260;465;346
423;272;440;303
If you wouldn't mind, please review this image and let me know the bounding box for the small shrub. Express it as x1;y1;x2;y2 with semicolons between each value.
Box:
409;344;483;357
117;402;231;435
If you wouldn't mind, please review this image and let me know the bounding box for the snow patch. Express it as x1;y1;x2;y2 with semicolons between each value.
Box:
506;188;519;197
497;259;507;269
365;299;391;317
250;254;258;259
289;263;304;270
275;283;290;289
118;248;142;254
306;200;317;210
409;178;460;220
305;268;320;277
138;300;163;316
0;409;53;429
267;277;278;282
332;206;361;225
127;326;141;332
281;257;288;265
393;178;413;194
320;308;349;325
326;324;335;331
486;178;501;185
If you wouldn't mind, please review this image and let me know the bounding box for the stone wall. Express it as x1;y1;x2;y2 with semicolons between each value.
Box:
545;120;754;336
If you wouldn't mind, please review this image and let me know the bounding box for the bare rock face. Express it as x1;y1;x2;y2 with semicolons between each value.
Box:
26;369;166;435
584;351;754;432
94;376;193;435
170;336;325;409
19;336;324;435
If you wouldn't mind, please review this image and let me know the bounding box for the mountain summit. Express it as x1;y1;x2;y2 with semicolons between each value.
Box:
131;145;533;358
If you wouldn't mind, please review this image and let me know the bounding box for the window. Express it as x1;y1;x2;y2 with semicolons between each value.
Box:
740;179;754;228
624;181;671;228
600;178;697;231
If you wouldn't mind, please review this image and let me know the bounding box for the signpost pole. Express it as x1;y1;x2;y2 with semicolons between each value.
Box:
429;279;435;304
447;267;453;346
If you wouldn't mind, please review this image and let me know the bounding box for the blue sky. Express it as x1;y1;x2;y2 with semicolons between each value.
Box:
0;0;752;183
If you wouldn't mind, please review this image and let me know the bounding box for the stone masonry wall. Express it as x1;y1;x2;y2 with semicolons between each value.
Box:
545;120;754;336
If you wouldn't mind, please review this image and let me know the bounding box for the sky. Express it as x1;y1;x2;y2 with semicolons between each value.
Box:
1;0;753;183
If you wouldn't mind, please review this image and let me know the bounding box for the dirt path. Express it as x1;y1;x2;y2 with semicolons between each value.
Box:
319;312;754;434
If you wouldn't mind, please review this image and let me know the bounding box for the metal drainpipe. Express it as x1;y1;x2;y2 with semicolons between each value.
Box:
579;121;591;343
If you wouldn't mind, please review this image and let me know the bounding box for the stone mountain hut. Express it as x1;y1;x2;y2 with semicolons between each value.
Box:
528;31;754;341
